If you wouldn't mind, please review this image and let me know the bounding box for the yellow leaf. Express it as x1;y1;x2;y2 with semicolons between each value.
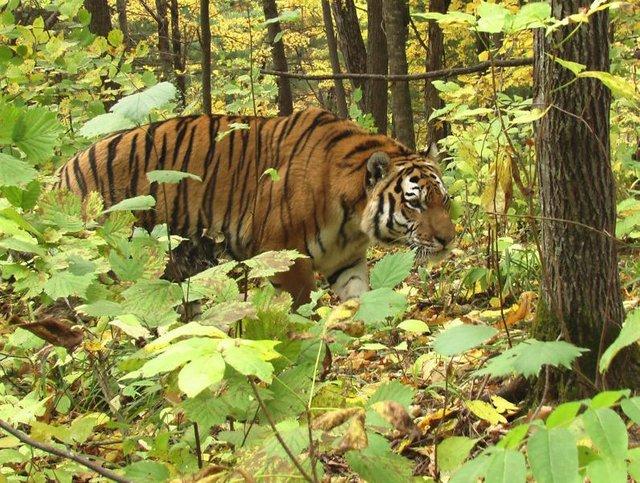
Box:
491;395;518;414
465;400;507;425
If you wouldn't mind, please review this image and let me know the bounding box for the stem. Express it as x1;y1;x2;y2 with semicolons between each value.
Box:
193;422;203;469
0;419;130;483
249;379;314;482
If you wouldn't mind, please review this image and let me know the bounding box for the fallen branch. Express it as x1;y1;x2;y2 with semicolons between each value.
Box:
261;58;533;82
0;419;130;483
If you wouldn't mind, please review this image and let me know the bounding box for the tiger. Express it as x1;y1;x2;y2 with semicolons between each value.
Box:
57;107;456;306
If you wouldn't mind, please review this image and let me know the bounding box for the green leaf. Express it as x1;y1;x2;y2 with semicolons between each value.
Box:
578;71;640;104
11;107;60;162
497;423;529;449
589;389;630;409
510;106;550;125
397;319;430;334
586;457;627;483
146;322;226;351
370;250;415;289
345;433;413;483
599;309;640;373
178;353;225;397
477;2;511;33
466;400;507;425
581;408;628;460
146;170;202;184
109;314;150;339
0;153;37;186
512;2;551;30
367;380;416;410
485;448;526;483
111;82;177;122
355;287;407;325
475;339;586;378
102;195;156;213
124;461;169;482
432;324;497;357
181;391;228;431
77;300;123;317
261;167;280;182
546;401;582;428
620;397;640;425
552;56;586;75
437;436;478;473
221;342;274;382
122;279;182;318
139;337;217;377
527;427;580;483
450;453;492;483
43;271;95;299
244;250;305;279
78;112;135;138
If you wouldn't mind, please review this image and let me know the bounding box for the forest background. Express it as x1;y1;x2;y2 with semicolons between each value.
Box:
0;0;640;481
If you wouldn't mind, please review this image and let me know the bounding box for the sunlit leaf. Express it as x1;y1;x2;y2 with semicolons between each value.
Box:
146;170;202;184
0;154;37;187
432;324;497;357
111;82;177;122
527;427;580;483
599;309;640;373
370;250;415;290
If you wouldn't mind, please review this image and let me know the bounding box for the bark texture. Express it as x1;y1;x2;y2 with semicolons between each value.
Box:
365;0;388;133
170;0;186;106
155;0;173;80
383;0;415;149
83;0;112;37
200;0;212;114
322;0;349;118
424;0;450;145
533;0;639;392
331;0;367;96
116;0;131;49
262;0;294;115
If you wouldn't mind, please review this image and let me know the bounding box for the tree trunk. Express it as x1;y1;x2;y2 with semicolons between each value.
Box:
424;0;450;146
155;0;173;81
116;0;132;49
170;0;186;107
533;0;640;393
200;0;212;114
262;0;294;116
83;0;112;37
365;0;388;133
383;0;415;149
331;0;367;98
321;0;348;118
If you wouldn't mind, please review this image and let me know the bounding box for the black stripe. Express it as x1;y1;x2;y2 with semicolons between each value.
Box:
327;258;362;286
106;133;124;205
87;146;100;193
72;157;87;196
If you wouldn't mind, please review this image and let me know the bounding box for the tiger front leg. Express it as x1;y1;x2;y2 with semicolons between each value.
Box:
327;258;369;302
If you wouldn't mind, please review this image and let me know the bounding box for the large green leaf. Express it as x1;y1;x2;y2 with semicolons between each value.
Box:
0;153;37;186
124;461;169;482
370;250;415;289
345;433;413;483
621;397;640;425
244;250;305;279
102;195;156;214
220;342;275;383
512;2;551;30
475;339;586;378
43;271;95;299
355;287;407;325
599;309;640;373
485;448;526;483
527;427;580;483
432;324;497;357
477;2;511;33
111;82;177;122
139;337;217;377
586;457;627;483
437;436;478;473
78;112;135;138
581;408;628;460
178;353;225;397
10;107;60;162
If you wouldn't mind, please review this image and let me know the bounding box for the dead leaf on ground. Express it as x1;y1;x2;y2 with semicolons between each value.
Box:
417;407;458;432
337;411;368;453
493;291;536;329
312;407;364;431
371;401;420;438
13;316;83;351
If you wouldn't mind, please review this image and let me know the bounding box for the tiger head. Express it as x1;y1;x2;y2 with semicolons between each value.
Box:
360;147;456;259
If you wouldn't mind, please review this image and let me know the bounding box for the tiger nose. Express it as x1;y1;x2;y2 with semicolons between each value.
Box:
435;231;455;248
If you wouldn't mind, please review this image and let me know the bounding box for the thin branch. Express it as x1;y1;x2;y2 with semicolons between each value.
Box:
0;419;130;483
248;379;314;482
261;57;533;81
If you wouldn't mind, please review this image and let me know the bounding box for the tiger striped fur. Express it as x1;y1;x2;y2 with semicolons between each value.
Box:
57;107;455;306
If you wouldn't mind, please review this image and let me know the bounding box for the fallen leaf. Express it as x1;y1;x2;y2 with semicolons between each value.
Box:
17;317;83;351
312;407;364;431
337;411;368;453
371;401;420;438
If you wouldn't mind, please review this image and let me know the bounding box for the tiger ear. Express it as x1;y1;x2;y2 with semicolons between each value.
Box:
420;143;439;159
366;152;390;185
